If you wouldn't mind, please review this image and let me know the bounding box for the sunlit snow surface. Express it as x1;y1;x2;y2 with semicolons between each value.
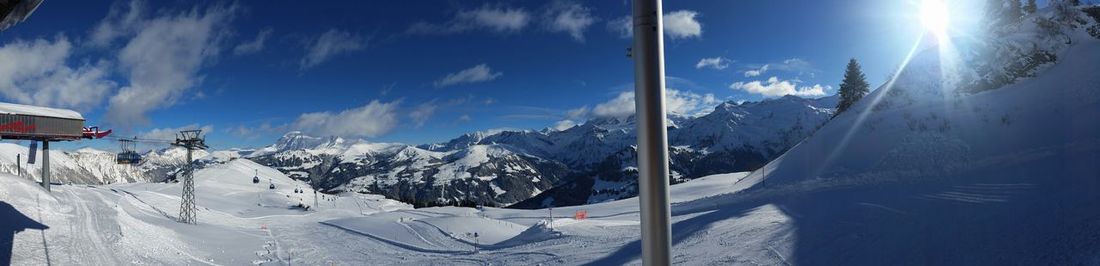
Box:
2;6;1100;266
1;161;754;265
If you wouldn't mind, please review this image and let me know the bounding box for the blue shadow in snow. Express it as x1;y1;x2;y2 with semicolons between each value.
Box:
0;201;49;265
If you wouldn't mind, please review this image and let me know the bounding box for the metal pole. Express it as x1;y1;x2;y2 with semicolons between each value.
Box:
17;154;20;177
632;0;672;264
42;140;50;192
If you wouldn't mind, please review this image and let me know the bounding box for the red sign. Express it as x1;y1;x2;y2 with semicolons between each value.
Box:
574;210;587;220
0;121;35;133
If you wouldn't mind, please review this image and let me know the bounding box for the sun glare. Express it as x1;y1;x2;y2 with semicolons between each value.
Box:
920;0;950;38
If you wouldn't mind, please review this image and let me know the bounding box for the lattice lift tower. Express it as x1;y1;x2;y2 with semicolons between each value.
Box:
172;129;207;224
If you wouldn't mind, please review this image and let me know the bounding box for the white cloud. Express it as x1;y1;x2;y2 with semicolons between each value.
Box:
103;2;238;127
89;0;146;47
606;16;632;38
666;89;721;117
458;114;472;122
228;122;276;138
552;120;577;131
730;76;829;97
769;58;816;74
434;64;502;88
744;64;770;77
290;100;399;138
462;6;530;32
663;10;702;39
0;36;116;111
300;29;364;70
543;1;596;42
592;92;635;118
695;57;730;70
139;124;214;141
408;5;530;35
409;101;437;128
233;27;273;56
606;10;702;39
565;106;589;120
591;88;720;119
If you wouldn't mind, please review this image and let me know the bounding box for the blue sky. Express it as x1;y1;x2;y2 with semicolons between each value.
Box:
0;0;966;151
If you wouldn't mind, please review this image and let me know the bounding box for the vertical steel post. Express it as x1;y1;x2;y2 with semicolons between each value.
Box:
179;146;196;224
41;140;50;192
632;0;672;264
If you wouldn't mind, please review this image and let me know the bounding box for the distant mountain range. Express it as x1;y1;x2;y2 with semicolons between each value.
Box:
0;95;839;208
0;143;206;185
246;95;839;207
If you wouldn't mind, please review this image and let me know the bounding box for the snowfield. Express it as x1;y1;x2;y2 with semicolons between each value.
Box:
1;158;753;265
2;5;1100;266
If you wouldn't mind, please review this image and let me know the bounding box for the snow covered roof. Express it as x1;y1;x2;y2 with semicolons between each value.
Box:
0;102;84;120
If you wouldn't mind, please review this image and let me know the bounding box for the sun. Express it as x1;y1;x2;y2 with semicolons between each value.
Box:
920;0;950;39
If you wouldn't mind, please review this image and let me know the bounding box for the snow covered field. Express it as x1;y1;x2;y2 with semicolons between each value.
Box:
1;158;757;265
1;5;1099;266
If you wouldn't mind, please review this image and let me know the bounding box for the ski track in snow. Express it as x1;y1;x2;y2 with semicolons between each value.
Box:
3;6;1100;265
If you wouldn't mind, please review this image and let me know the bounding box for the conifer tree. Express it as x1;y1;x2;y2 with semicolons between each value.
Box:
1006;0;1024;22
836;59;870;114
1025;0;1038;14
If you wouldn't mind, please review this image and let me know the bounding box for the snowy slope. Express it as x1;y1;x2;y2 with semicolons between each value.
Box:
0;143;149;185
0;157;413;265
3;5;1098;266
251;95;836;208
510;95;837;208
1;162;752;265
633;5;1100;264
250;132;572;207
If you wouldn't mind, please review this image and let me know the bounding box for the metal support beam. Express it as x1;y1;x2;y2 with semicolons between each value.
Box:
41;140;50;192
180;145;195;223
632;0;672;264
172;129;207;224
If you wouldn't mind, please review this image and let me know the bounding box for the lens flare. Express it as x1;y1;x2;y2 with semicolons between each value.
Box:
920;0;950;39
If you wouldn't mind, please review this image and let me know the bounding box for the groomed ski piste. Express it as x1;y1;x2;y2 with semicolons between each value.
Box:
3;5;1100;266
0;158;756;265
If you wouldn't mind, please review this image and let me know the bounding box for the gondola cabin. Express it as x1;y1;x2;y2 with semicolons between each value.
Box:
115;138;141;164
116;151;142;164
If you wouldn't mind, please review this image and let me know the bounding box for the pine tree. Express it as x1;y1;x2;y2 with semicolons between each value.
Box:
836;59;870;114
986;0;1006;25
1024;0;1038;14
1006;0;1024;22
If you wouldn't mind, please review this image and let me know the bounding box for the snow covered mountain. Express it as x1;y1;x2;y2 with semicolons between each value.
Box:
0;143;212;185
510;95;837;208
0;143;147;184
250;95;838;207
249;132;571;207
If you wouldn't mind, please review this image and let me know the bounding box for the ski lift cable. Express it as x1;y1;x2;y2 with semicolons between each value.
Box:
103;135;175;144
102;136;217;149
